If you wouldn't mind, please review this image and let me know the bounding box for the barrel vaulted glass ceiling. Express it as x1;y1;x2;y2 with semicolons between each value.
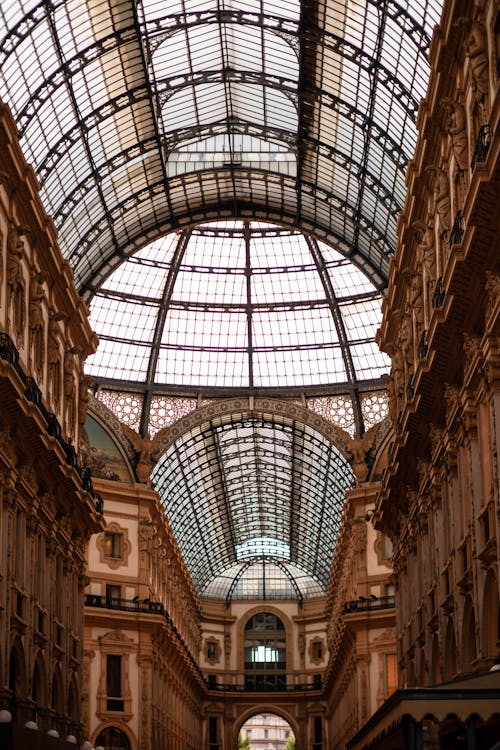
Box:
152;413;354;600
0;0;443;295
0;0;444;598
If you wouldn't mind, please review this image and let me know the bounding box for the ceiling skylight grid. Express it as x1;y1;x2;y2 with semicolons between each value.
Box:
152;414;353;596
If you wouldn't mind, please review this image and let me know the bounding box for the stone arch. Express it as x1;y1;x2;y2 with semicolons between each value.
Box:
482;568;500;661
430;634;440;685
32;650;49;710
236;604;294;678
418;647;429;687
153;397;370;462
93;722;136;750
68;672;79;723
444;618;457;680
461;596;477;672
235;705;299;746
51;664;65;716
8;636;27;713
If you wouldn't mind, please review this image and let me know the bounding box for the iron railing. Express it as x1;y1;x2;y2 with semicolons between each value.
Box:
342;595;395;614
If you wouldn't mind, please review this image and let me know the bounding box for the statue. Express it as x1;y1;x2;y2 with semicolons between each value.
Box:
78;375;92;429
47;310;66;407
408;270;424;340
7;222;25;337
456;17;490;103
335;423;381;483
63;346;81;436
398;311;414;370
427;166;450;238
443;99;468;171
415;220;437;295
121;423;170;485
28;270;45;374
381;373;397;427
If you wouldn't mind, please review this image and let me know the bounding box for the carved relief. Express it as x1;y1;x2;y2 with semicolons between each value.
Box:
47;310;66;408
204;637;221;665
96;522;132;570
7;222;25;340
28;270;45;376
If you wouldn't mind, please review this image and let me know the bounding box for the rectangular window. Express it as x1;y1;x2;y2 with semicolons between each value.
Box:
264;730;268;739
106;654;124;711
104;532;122;559
386;653;397;695
312;641;323;659
105;584;121;607
313;716;322;750
15;510;24;583
209;716;218;750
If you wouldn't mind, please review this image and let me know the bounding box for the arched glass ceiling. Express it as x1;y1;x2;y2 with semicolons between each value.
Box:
151;413;354;599
85;221;390;432
0;0;443;294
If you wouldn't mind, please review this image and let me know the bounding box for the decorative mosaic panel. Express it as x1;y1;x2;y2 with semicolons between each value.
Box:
148;396;197;437
96;390;143;430
306;395;356;436
361;391;389;430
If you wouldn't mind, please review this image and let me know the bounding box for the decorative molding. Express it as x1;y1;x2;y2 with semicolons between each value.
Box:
96;522;132;570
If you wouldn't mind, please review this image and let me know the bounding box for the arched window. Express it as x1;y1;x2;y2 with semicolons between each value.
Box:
244;612;286;690
9;639;27;719
482;569;500;660
462;597;477;672
444;619;457;680
95;726;131;750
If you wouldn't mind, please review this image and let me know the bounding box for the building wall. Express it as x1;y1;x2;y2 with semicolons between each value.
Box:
0;100;102;744
324;484;395;749
84;474;205;750
376;0;500;690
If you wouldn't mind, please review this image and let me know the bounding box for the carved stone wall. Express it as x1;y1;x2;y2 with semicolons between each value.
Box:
0;99;102;744
376;0;500;689
324;484;396;749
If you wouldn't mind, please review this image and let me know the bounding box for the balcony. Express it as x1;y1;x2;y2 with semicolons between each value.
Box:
85;594;164;614
342;595;395;614
206;680;322;693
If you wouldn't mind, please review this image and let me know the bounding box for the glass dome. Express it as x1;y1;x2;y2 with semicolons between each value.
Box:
86;220;389;433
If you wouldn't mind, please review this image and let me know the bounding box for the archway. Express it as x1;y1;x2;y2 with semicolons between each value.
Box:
482;569;500;661
239;713;295;750
95;725;131;750
8;637;27;719
32;652;48;721
462;596;477;672
444;619;457;680
244;613;286;691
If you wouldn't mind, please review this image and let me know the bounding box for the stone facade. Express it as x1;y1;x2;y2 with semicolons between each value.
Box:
0;101;102;745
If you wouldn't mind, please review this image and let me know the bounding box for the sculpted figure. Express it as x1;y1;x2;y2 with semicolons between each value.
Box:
7;223;25;336
431;167;451;236
415;222;436;283
29;270;45;373
409;271;424;339
458;18;490;99
78;375;92;429
47;310;66;406
335;423;381;484
443;99;468;171
63;346;81;436
121;423;169;485
381;373;397;426
398;311;414;370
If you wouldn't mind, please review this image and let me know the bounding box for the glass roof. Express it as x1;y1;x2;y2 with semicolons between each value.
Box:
151;413;354;599
0;0;443;295
85;220;389;432
0;0;444;601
